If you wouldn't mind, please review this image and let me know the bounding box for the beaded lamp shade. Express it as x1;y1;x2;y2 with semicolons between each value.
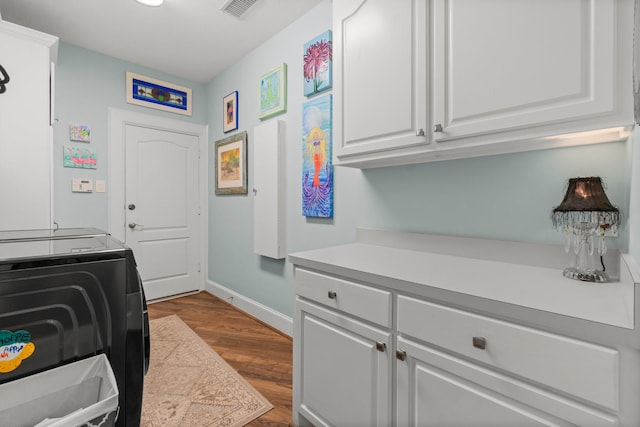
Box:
552;177;621;231
552;177;621;283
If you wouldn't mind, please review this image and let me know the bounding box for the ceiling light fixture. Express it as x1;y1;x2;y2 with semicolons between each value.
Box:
135;0;163;6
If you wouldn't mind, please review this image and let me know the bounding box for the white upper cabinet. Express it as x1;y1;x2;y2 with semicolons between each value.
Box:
333;0;429;167
0;20;58;230
333;0;635;168
433;0;633;144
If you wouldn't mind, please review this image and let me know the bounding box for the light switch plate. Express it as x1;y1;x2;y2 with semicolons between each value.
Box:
72;178;93;193
95;180;106;193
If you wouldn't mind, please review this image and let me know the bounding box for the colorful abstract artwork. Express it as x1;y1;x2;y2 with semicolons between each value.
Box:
302;94;333;217
63;145;97;169
303;30;332;97
223;91;238;133
258;64;287;120
126;72;193;116
215;131;248;195
69;124;90;142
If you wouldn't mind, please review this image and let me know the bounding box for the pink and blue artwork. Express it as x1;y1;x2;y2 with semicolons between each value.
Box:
303;30;332;97
302;94;333;217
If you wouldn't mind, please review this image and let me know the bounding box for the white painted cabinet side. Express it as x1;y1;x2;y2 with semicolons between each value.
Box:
0;21;58;231
253;120;285;258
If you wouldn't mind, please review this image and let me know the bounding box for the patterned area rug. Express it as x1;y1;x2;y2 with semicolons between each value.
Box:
141;315;273;426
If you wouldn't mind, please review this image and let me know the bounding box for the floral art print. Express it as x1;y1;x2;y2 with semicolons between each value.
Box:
303;30;332;96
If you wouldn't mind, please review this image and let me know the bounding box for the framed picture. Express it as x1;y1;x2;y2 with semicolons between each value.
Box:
303;30;333;96
215;131;248;195
258;63;287;120
126;71;193;116
69;124;91;142
63;145;97;169
223;91;239;133
302;94;333;217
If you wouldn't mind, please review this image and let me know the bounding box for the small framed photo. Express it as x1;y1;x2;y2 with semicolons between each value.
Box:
223;91;239;133
215;131;248;195
258;63;287;120
126;71;192;116
69;124;91;142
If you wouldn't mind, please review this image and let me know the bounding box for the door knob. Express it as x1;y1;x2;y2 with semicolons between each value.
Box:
128;222;138;229
128;204;136;210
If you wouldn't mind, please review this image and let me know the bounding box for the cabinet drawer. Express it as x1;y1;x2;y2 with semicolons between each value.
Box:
295;268;391;327
397;295;619;410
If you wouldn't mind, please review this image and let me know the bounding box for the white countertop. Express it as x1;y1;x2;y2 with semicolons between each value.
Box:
289;229;636;329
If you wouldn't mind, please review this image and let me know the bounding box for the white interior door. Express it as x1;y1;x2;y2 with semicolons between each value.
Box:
124;124;200;301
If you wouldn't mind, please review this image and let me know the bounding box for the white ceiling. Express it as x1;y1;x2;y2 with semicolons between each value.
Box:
0;0;322;83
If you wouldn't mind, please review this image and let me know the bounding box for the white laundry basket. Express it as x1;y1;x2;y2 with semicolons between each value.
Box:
0;353;119;427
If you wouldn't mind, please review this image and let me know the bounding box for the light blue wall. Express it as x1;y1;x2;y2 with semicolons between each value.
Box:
53;43;207;229
51;1;632;319
206;0;631;317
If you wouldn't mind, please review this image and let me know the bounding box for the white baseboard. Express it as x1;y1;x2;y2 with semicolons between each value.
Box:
205;280;293;337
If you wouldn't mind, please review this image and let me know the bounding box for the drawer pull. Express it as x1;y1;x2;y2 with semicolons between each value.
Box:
473;336;487;350
376;341;386;352
327;291;337;300
396;350;407;361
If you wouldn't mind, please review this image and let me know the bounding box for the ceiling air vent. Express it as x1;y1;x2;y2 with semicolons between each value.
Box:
220;0;259;18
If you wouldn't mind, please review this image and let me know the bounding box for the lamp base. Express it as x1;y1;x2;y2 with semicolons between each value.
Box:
563;267;610;283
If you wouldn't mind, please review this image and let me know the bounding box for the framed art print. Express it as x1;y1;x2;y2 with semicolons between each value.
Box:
215;131;248;195
302;94;333;217
258;63;287;120
223;91;239;133
126;72;193;116
303;30;333;96
63;145;97;169
69;124;91;142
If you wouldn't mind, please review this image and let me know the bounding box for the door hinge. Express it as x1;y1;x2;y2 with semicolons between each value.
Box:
197;262;201;273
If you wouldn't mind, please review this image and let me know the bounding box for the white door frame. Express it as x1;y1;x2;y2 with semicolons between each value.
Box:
108;107;208;292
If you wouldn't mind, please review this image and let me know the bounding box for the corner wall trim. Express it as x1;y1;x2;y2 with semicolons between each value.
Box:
205;280;293;337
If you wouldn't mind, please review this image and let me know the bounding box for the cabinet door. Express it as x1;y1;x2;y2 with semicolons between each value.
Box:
253;120;285;259
432;0;629;143
0;23;56;230
333;0;428;162
294;299;391;427
396;337;617;427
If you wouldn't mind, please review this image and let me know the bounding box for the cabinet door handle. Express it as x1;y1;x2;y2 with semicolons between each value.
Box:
416;128;425;137
396;350;407;361
473;336;487;350
327;291;337;300
376;341;386;352
433;123;443;133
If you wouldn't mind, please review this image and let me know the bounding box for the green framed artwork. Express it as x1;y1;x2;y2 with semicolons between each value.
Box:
258;63;287;120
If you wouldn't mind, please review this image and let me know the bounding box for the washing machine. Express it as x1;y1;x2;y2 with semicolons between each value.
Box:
0;228;149;426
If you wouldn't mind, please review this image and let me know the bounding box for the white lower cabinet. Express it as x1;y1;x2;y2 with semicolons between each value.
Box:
396;337;617;427
293;266;630;427
294;298;391;426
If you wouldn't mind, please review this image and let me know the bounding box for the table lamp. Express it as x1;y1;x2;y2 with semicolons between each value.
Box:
552;177;621;282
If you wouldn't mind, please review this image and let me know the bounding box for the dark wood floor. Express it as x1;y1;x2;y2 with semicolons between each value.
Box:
147;291;293;426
